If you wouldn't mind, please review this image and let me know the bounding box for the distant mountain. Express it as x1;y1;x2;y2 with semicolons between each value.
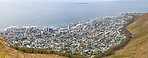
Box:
107;13;148;58
74;2;89;4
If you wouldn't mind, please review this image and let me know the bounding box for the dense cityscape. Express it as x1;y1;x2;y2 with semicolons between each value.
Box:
0;13;133;57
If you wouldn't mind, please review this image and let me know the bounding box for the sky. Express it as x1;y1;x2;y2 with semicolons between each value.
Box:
0;0;146;1
50;0;148;2
1;0;147;2
3;0;117;1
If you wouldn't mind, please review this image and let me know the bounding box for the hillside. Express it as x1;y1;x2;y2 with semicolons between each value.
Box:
106;13;148;58
0;45;68;58
0;38;67;58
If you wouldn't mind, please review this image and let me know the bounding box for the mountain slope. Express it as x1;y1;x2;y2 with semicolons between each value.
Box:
106;13;148;58
0;41;67;58
127;13;148;37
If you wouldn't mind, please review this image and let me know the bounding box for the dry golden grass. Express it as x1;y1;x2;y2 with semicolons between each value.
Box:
0;45;68;58
106;13;148;58
0;37;67;58
127;13;148;37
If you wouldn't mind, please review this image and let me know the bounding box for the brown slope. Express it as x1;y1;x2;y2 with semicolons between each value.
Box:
106;13;148;58
0;45;68;58
127;13;148;37
0;38;67;58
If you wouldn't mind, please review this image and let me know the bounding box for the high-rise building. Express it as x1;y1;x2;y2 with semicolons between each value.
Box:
68;25;71;30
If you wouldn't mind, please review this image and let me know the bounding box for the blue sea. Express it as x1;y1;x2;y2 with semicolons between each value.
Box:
0;0;148;30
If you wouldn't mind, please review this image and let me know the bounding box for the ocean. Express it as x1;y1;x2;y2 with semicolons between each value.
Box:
0;0;148;30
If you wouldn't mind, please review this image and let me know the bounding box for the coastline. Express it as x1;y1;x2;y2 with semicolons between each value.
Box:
0;12;144;31
0;13;126;31
0;13;144;58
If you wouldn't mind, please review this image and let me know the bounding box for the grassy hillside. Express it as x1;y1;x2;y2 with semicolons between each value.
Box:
0;37;85;58
0;45;68;58
0;37;67;58
106;13;148;58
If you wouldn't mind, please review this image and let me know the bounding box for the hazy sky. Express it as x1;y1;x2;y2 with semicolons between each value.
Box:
1;0;147;2
0;0;112;1
49;0;148;2
2;0;117;1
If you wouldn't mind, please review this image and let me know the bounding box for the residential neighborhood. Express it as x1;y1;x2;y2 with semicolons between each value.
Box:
0;13;133;57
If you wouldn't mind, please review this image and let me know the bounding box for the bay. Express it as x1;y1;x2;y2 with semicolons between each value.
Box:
0;0;148;30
